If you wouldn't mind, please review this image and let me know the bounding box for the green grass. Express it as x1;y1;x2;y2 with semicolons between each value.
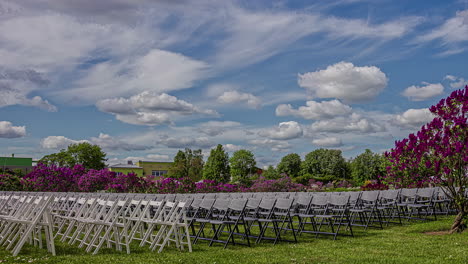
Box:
0;217;467;264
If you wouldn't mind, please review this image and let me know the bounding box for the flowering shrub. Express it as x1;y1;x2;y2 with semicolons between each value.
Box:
0;174;24;191
195;179;239;193
24;163;85;192
78;169;116;192
105;173;150;193
361;180;389;191
247;176;305;192
384;86;468;233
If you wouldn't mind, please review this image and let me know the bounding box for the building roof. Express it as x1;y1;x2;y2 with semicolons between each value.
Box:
138;161;173;164
108;163;143;169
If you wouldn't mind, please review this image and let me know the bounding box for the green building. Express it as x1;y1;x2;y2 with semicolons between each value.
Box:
108;160;174;177
0;155;33;173
108;161;144;177
136;161;173;177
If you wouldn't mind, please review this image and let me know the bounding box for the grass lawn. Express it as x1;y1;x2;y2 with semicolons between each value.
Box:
0;216;466;264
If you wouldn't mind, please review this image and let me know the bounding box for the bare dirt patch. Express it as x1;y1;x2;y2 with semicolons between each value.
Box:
424;230;450;235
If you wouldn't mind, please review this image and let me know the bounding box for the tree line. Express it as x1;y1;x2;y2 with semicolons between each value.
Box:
38;142;386;186
166;144;386;186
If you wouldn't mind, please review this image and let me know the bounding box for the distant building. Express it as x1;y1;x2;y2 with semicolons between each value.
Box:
0;155;33;173
108;161;143;177
136;161;173;177
108;160;173;177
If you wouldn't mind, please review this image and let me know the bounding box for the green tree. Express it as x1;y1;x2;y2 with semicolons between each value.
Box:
203;144;230;183
39;142;107;170
301;148;348;180
262;165;280;179
168;148;204;181
229;149;256;185
277;153;302;178
349;149;386;185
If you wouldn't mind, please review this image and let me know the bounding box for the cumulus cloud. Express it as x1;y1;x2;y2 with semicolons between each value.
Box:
298;61;388;102
41;136;88;149
445;75;468;89
276;99;352;120
312;137;343;147
223;143;242;152
0;121;26;138
61;49;209;103
96;92;218;126
41;133;150;150
89;133;151;151
157;136;215;149
197;121;241;136
0;68;56;111
416;10;468;55
258;121;303;140
146;154;170;161
217;90;261;109
402;82;444;101
394;108;434;128
248;139;291;152
309;113;385;133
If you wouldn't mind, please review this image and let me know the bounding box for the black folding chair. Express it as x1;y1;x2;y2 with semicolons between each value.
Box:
208;199;250;248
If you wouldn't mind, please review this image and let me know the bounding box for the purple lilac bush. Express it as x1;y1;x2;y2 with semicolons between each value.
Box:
24;163;85;192
384;86;468;233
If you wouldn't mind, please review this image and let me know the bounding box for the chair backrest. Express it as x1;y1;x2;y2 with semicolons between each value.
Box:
199;199;216;210
274;198;293;210
329;194;349;207
212;199;230;211
258;198;276;210
361;191;379;202
228;199;247;212
311;195;328;206
295;196;312;207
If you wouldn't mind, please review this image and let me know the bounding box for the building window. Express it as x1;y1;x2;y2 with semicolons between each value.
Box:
151;170;168;177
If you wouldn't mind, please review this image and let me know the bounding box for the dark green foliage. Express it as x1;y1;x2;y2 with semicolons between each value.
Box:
349;149;386;186
277;153;301;178
168;148;204;181
203;144;230;183
301;149;348;180
39;142;107;170
262;165;280;179
229;149;256;185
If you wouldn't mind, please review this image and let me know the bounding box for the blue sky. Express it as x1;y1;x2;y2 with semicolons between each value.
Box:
0;0;467;167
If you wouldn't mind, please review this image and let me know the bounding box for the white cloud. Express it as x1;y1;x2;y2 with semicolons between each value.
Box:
89;133;150;151
258;121;303;140
214;5;420;69
276;99;352;120
309;113;385;133
394;108;434;128
312;137;343;147
41;133;150;150
0;68;56;111
248;139;291;152
41;136;88;149
416;10;468;55
60;49;209;103
96;92;218;126
298;61;388;102
217;90;261;109
445;75;468;89
0;121;26;138
223;143;242;152
146;154;170;161
197;121;241;136
157;136;215;149
402;82;444;101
